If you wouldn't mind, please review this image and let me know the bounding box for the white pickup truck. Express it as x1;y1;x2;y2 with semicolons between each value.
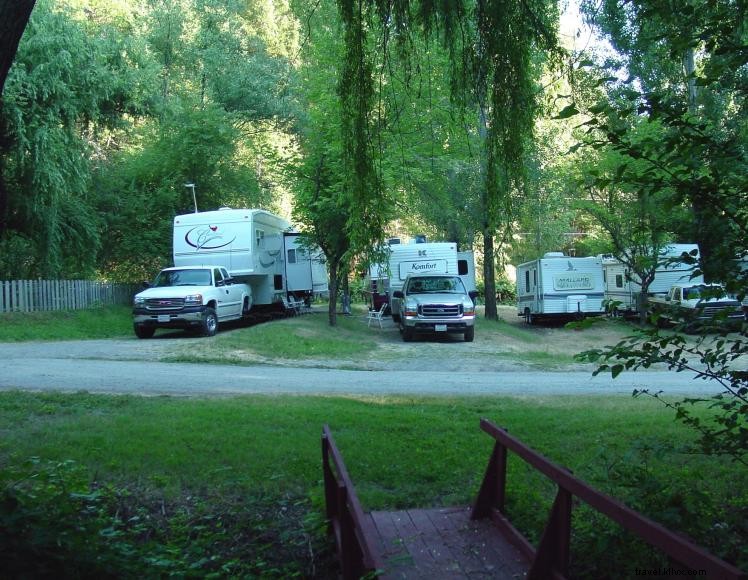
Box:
647;283;744;330
132;266;252;338
392;273;478;342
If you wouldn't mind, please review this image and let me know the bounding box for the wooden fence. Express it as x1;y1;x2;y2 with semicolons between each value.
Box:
0;279;139;313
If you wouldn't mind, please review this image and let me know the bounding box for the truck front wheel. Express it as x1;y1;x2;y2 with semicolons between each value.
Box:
201;307;218;337
134;324;155;339
464;327;475;342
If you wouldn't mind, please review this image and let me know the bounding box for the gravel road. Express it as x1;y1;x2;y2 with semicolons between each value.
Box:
0;338;727;397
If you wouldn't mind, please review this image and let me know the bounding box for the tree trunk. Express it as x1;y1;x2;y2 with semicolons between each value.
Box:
0;0;35;95
483;229;497;320
0;1;36;236
327;261;338;327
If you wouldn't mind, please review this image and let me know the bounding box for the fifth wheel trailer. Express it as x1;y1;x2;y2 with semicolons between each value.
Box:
173;207;327;309
601;244;703;316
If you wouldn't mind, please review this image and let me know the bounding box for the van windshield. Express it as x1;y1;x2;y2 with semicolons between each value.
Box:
406;276;465;294
153;269;212;287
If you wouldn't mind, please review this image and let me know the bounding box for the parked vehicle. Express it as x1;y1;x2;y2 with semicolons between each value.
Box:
392;273;478;342
647;283;744;330
363;239;474;321
173;207;327;309
132;266;252;338
602;244;703;316
516;253;605;324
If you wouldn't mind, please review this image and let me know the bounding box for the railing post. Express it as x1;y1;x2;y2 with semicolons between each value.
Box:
337;481;365;579
471;440;507;519
322;434;337;526
528;485;573;580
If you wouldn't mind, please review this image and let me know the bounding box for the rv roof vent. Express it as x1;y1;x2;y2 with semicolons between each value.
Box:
543;252;566;258
414;234;427;243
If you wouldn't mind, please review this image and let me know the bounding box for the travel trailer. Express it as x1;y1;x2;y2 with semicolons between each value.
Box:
602;244;703;316
364;239;476;318
516;253;605;324
173;208;327;308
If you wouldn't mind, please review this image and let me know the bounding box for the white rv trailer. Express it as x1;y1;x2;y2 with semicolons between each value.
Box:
457;251;477;295
385;241;459;322
516;253;605;324
283;232;329;302
602;244;703;315
173;208;327;308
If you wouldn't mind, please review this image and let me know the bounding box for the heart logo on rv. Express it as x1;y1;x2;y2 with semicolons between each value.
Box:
210;225;218;231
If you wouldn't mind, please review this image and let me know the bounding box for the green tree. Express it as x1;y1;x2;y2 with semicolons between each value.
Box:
1;0;140;277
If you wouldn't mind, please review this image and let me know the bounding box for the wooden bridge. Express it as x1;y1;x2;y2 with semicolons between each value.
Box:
322;420;746;579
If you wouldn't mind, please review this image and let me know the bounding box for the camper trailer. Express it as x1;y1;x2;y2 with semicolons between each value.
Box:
173;208;327;309
283;232;329;303
364;239;476;318
457;250;477;295
386;241;459;322
516;253;605;324
602;244;703;316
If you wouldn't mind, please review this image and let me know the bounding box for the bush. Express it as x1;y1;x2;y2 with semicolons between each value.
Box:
0;457;336;578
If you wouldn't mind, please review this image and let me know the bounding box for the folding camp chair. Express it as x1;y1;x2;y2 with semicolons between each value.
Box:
366;302;388;328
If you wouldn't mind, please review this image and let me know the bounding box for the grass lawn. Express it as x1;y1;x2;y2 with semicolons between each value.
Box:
0;305;745;577
0;306;133;341
1;391;745;578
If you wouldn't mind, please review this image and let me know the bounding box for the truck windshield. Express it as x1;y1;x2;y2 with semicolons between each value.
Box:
407;276;465;294
153;269;212;287
682;285;726;300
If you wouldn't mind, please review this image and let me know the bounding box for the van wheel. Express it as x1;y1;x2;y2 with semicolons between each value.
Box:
464;327;475;342
201;308;218;337
134;324;155;339
242;297;251;317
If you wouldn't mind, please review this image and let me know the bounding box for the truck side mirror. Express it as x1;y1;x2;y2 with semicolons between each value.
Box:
469;291;479;299
393;290;404;299
141;281;152;289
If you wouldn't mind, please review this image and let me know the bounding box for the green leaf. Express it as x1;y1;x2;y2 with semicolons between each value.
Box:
555;104;580;120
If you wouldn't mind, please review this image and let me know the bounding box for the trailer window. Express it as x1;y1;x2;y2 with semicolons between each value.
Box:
274;274;283;290
287;249;296;264
615;274;624;288
256;229;265;249
458;259;469;275
525;270;530;293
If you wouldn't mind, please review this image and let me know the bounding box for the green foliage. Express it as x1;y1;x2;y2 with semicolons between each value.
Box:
577;325;748;465
0;457;333;578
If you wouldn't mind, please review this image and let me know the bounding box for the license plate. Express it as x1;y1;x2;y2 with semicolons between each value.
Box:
435;324;447;332
157;315;170;323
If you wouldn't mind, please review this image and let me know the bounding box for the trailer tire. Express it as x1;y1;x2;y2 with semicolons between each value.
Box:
524;309;535;325
201;307;218;337
134;324;155;339
464;327;475;342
